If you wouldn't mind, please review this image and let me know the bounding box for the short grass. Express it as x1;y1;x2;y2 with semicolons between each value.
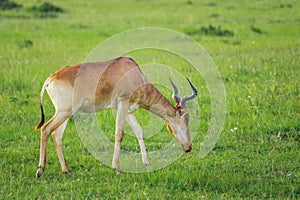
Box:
0;0;299;199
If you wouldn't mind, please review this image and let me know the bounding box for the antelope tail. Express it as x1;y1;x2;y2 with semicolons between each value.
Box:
35;79;49;130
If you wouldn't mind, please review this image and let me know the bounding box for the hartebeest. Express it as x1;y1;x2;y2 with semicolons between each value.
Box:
35;57;197;177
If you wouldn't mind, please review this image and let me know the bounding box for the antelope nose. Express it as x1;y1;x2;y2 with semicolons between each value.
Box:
183;144;192;153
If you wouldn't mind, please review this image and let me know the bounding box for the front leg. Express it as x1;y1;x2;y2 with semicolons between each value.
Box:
112;101;129;173
126;114;151;166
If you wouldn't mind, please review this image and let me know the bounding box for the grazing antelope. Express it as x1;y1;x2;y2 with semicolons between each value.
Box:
35;57;197;178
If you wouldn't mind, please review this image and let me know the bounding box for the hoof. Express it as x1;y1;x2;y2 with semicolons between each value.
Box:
63;170;72;175
113;168;122;175
36;168;43;178
145;163;154;172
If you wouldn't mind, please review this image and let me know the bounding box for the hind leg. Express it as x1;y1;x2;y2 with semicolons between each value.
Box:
36;111;71;178
52;119;71;174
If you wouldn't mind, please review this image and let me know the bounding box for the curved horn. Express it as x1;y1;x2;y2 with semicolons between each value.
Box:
180;78;198;108
169;78;180;105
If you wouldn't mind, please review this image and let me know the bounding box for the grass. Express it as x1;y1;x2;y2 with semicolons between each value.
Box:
0;0;299;199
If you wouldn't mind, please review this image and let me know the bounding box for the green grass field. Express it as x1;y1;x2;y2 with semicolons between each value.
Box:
0;0;299;199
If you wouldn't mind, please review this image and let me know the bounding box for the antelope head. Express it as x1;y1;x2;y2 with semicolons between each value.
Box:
166;78;198;153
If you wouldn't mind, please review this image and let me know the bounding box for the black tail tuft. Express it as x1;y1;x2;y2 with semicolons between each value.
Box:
35;103;45;130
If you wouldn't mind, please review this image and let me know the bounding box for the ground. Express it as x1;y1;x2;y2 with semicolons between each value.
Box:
0;0;299;199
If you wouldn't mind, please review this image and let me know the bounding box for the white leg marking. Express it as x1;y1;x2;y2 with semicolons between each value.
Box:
126;114;151;166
